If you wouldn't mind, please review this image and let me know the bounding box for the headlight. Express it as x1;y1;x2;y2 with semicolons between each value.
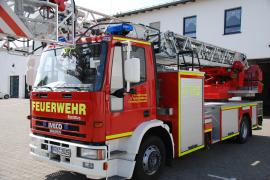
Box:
77;147;105;160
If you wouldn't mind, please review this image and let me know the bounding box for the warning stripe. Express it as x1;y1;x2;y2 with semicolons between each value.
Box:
0;5;27;37
0;18;15;36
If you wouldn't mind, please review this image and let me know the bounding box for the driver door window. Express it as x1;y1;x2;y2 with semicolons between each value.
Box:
110;46;124;111
123;45;146;86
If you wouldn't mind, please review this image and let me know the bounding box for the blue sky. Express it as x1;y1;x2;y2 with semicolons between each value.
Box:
75;0;173;15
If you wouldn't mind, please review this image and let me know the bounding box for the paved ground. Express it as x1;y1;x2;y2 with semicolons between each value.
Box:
0;99;270;180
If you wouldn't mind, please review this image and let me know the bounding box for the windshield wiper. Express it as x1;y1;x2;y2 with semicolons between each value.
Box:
33;86;53;91
54;87;82;91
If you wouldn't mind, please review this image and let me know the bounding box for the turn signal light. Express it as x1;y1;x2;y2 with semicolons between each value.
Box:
103;162;108;170
94;121;104;128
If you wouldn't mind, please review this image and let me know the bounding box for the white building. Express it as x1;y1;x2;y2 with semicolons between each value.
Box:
0;52;28;98
117;0;270;60
114;0;270;115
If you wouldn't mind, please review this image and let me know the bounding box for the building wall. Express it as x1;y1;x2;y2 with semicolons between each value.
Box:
121;0;270;60
0;52;28;98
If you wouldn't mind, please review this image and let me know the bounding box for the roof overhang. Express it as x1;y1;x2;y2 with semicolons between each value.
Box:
114;0;196;18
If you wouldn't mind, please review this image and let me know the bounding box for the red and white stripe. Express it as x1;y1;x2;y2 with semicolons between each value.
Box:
0;1;32;38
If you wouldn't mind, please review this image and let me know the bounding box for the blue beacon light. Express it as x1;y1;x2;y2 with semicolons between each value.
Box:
106;23;134;36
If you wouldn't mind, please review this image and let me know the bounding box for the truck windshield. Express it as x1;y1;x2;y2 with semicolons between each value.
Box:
34;42;108;91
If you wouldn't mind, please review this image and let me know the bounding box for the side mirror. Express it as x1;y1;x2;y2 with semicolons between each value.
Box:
124;58;140;92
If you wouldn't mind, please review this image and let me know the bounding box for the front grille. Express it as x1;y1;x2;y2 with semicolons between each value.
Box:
35;121;79;132
33;116;85;125
33;116;86;139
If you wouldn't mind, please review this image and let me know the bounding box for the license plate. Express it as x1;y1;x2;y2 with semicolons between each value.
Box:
51;146;71;158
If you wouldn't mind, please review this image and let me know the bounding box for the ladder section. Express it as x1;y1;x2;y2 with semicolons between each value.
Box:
0;0;59;42
158;31;246;67
0;0;61;55
0;0;125;55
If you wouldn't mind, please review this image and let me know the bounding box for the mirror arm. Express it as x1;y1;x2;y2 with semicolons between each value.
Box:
127;41;132;59
126;81;130;93
110;87;137;98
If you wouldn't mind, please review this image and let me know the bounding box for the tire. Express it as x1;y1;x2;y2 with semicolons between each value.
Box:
4;95;9;99
237;116;250;144
133;136;166;180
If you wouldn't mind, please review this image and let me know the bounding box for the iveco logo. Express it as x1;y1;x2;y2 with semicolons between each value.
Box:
48;123;63;130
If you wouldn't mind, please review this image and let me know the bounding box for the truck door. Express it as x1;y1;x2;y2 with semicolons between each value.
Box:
107;41;155;140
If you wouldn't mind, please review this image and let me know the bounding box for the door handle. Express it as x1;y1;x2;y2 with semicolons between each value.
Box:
144;110;150;117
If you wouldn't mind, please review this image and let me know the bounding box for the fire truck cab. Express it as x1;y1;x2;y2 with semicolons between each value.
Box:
30;31;171;179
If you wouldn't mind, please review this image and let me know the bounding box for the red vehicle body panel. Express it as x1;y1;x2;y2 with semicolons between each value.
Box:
104;38;157;138
31;92;106;143
157;72;179;155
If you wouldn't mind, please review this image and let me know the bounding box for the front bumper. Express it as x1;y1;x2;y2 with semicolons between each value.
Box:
30;134;107;179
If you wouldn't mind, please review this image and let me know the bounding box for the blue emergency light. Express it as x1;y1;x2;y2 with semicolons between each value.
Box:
106;23;134;36
58;37;67;42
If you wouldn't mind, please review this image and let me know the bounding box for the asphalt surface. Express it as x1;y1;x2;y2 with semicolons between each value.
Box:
0;99;270;180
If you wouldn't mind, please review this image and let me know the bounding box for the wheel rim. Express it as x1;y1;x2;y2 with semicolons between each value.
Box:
142;145;161;175
241;121;248;139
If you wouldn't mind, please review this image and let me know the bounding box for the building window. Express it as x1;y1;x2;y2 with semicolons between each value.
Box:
149;21;160;30
183;16;197;38
224;7;242;35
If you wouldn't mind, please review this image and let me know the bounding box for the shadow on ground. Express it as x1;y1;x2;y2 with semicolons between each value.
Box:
44;134;270;180
45;171;90;180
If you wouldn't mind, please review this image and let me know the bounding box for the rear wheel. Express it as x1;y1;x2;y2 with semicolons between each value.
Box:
237;116;250;144
133;136;166;180
4;95;9;99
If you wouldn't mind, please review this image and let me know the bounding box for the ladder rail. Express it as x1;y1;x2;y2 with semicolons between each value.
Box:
157;31;245;67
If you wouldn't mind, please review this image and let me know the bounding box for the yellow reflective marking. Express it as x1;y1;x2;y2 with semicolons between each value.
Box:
222;106;242;111
113;37;151;45
179;71;205;77
222;132;240;141
106;132;133;140
180;145;205;157
182;85;202;97
204;129;212;133
252;125;258;130
222;103;257;111
242;103;257;107
178;73;181;157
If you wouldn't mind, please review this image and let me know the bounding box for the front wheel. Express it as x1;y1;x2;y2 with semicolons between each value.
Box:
237;116;250;144
133;136;166;180
4;95;9;99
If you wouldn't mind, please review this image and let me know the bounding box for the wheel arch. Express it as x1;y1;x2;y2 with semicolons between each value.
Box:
127;120;175;162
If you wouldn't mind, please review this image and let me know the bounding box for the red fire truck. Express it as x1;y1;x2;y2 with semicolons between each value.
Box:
0;1;263;179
